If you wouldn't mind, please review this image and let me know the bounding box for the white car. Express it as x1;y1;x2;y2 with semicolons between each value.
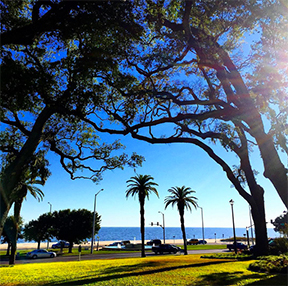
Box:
26;249;57;259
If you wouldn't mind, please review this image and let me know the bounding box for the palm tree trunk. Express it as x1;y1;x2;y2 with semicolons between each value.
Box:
140;198;146;257
9;191;26;265
179;209;188;255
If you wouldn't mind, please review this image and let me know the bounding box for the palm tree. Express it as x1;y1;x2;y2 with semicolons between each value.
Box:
9;180;45;265
126;174;159;257
164;186;198;255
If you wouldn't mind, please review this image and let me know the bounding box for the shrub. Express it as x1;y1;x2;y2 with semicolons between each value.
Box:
269;238;288;255
249;255;288;273
201;253;252;260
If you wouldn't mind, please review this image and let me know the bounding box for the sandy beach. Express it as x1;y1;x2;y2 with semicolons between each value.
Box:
0;238;227;251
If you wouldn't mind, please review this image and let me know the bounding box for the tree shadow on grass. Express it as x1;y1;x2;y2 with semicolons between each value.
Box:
199;271;266;286
199;271;288;286
44;260;232;286
247;273;288;286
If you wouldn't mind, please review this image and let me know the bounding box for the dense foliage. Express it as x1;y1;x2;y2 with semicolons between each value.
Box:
0;0;144;236
23;213;54;249
52;208;101;253
1;216;23;255
271;212;288;236
23;208;100;253
249;255;288;274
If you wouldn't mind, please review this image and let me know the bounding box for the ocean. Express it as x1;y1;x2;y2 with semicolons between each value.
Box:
95;227;279;242
17;227;279;243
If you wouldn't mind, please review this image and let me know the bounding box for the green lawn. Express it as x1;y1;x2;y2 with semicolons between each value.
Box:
0;254;286;286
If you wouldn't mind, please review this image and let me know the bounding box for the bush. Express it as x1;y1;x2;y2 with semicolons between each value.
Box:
269;238;288;255
249;255;288;273
201;253;252;260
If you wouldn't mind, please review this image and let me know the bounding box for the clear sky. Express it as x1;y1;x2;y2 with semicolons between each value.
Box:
18;129;286;231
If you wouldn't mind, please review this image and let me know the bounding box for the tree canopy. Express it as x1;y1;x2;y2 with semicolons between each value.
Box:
0;0;144;236
271;212;288;237
23;213;54;249
52;208;101;253
86;0;287;255
1;0;287;256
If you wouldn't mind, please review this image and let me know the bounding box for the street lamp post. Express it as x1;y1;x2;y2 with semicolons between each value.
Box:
229;199;237;254
91;189;103;254
158;211;165;244
47;202;52;249
199;206;205;242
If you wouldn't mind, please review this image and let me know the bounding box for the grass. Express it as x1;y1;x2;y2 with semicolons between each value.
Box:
185;244;226;250
0;254;286;286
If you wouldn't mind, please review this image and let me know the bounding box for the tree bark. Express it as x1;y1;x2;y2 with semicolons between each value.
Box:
9;242;16;265
250;188;269;256
140;197;146;258
179;209;187;255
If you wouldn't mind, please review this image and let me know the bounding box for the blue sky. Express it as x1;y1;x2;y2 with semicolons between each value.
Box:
18;129;286;231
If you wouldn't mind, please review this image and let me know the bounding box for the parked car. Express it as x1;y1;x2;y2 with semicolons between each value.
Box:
121;240;131;245
152;244;181;254
227;242;248;251
187;239;199;245
52;241;70;249
109;241;123;246
27;249;56;259
198;240;207;245
147;239;162;246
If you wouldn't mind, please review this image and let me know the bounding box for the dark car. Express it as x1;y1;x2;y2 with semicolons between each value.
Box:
147;239;162;246
52;241;70;249
109;242;123;246
198;240;207;244
227;242;248;251
187;239;199;245
152;244;181;254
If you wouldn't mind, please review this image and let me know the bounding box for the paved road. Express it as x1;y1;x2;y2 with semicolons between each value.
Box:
0;249;227;265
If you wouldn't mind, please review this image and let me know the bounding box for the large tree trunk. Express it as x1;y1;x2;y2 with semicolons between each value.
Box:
140;198;146;258
217;46;288;209
179;209;188;255
250;187;269;256
9;242;17;265
0;107;53;237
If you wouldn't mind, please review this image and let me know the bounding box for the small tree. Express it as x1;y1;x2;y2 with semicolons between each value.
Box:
1;216;23;257
52;209;101;253
164;186;198;255
126;174;159;257
23;213;54;249
271;212;288;238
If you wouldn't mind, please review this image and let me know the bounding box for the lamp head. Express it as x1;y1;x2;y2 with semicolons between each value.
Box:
229;199;234;205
